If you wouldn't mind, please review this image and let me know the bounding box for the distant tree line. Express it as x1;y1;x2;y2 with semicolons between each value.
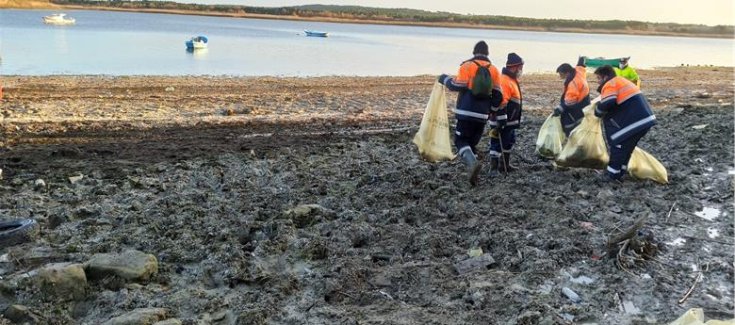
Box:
51;0;734;36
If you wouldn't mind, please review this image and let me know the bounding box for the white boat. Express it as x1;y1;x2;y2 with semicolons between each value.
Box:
43;13;76;25
304;30;328;37
185;36;208;50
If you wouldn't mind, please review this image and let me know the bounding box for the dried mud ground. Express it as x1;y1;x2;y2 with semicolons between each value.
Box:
0;67;732;324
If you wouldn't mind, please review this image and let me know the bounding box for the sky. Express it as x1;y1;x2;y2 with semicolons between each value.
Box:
181;0;735;26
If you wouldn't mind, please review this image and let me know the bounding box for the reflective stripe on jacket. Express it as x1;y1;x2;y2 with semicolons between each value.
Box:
595;76;656;145
444;55;504;123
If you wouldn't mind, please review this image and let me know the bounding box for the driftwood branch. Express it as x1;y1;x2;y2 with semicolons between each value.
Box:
607;215;648;249
665;201;677;222
678;271;702;304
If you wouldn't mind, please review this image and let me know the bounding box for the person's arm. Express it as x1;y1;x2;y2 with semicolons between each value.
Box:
576;56;586;68
628;67;640;87
504;84;521;118
439;63;470;92
595;83;616;117
490;66;508;125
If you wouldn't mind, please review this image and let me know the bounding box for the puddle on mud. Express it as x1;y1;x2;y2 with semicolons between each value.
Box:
695;207;721;221
623;300;641;315
667;238;687;246
707;227;721;239
570;275;595;285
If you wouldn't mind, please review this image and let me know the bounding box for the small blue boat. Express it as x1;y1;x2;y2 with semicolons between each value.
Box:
304;30;328;37
185;35;208;50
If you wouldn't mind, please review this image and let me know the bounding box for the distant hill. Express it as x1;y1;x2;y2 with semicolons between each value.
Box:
0;0;58;8
27;1;735;38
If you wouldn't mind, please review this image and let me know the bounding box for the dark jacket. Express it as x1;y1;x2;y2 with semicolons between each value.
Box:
595;76;656;145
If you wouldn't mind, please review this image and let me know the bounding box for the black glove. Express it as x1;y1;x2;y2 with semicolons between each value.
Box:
438;74;449;85
594;108;603;118
552;106;563;117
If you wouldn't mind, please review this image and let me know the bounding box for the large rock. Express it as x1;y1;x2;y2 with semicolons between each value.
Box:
4;305;41;324
153;319;182;325
34;263;87;301
453;254;496;275
283;204;334;228
102;308;167;325
85;250;158;282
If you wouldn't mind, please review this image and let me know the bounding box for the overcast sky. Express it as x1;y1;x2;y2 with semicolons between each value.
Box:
181;0;735;26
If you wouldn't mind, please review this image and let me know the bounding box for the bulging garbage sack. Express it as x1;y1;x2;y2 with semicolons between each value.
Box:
668;308;735;325
535;114;566;159
412;82;455;162
629;147;669;184
555;105;609;169
555;104;668;184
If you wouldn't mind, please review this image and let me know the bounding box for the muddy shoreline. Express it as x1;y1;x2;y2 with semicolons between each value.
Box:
0;67;732;324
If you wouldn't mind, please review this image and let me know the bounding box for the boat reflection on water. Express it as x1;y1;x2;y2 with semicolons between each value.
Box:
186;47;209;59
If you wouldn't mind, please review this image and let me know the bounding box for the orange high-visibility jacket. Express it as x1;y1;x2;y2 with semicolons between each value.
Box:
488;69;522;129
444;56;505;123
595;76;656;145
563;66;590;107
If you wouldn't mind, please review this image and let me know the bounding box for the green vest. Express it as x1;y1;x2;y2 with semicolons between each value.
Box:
614;66;640;86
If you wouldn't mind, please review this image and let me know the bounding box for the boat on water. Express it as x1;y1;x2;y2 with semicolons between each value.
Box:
304;30;328;37
43;13;76;26
584;57;627;68
185;36;208;50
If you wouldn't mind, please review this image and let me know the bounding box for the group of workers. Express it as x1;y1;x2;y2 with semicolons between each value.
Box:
438;40;654;186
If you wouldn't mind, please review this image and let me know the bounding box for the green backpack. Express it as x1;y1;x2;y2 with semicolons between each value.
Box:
471;61;493;98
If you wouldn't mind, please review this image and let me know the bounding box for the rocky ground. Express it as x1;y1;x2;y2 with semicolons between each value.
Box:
0;67;732;324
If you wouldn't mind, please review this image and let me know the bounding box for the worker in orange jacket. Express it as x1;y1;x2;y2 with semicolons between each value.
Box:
438;41;504;186
594;65;656;182
553;57;591;135
488;52;524;173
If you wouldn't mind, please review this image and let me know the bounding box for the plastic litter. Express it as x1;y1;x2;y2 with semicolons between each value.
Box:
413;82;455;162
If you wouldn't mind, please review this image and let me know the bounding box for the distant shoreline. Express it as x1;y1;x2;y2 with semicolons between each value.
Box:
2;67;730;79
4;5;733;39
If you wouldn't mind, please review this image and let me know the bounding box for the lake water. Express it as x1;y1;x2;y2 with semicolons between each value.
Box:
0;9;733;76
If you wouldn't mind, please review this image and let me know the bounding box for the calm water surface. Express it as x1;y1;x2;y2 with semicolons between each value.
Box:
0;9;732;76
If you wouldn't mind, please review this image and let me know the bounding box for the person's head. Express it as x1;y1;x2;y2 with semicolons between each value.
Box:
556;63;573;79
594;65;617;85
473;41;489;56
619;57;629;69
506;52;524;77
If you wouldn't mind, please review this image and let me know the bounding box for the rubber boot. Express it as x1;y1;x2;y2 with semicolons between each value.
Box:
501;152;517;173
460;149;482;186
489;156;499;171
488;156;500;177
599;171;623;184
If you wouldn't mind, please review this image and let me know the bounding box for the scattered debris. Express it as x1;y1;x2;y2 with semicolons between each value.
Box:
33;179;46;189
68;174;84;184
454;254;495;275
468;247;483;257
562;287;581;303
